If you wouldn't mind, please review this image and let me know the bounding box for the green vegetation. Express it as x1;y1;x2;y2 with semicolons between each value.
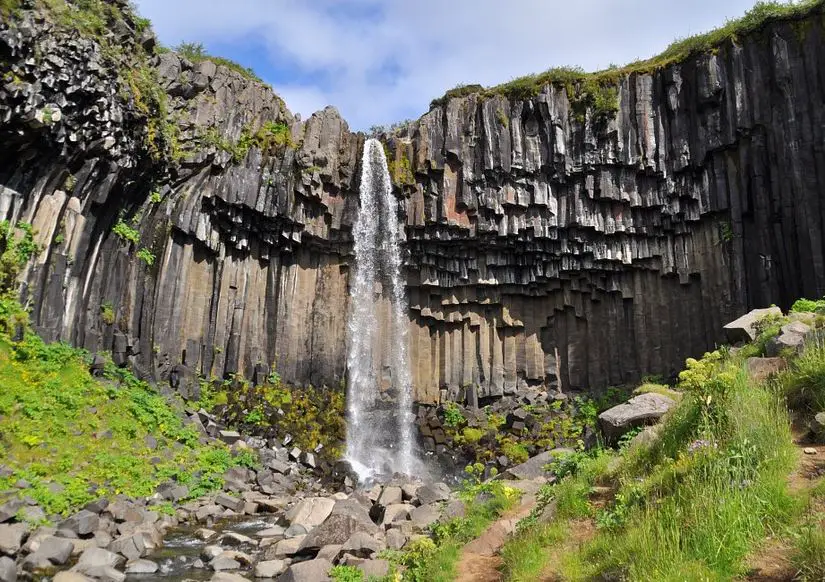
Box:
0;296;254;515
0;0;22;18
791;297;825;313
429;1;825;125
136;247;156;266
200;372;346;459
112;218;140;245
329;565;366;582
500;309;825;581
174;41;262;83
198;120;294;162
442;402;465;428
0;221;39;294
382;480;520;582
100;300;115;325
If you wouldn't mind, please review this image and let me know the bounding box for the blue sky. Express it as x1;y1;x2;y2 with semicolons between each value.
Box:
134;0;762;130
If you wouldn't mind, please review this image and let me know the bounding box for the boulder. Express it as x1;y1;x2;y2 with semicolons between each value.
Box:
211;573;251;582
265;535;306;559
0;524;27;555
382;504;413;526
254;559;287;578
766;322;810;357
74;547;125;571
0;556;15;582
415;483;450;505
410;504;440;529
746;357;788;382
357;558;391;579
125;558;159;574
26;536;74;566
341;531;384;558
723;307;782;343
599;393;676;443
0;501;23;524
284;498;335;529
811;412;825;440
60;510;100;536
215;493;244;512
385;528;407;550
377;486;402;507
210;556;241;571
276;558;332;582
108;532;147;560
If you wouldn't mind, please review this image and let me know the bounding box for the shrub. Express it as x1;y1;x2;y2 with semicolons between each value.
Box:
136;247;155;266
174;41;262;82
780;342;825;412
329;565;363;582
100;301;115;325
791;297;825;313
0;221;38;294
442;402;465;428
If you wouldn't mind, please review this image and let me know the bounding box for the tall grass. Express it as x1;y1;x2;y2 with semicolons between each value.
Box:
780;341;825;412
503;351;800;581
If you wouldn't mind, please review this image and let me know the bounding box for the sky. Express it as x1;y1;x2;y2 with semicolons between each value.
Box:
133;0;760;131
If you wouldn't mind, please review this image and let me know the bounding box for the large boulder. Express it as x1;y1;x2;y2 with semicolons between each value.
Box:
255;559;287;578
766;321;811;357
0;556;15;582
415;483;450;505
24;536;74;568
746;357;788;382
284;498;335;529
298;500;379;553
723;307;782;344
60;510;101;537
0;524;27;555
276;558;332;582
599;393;676;443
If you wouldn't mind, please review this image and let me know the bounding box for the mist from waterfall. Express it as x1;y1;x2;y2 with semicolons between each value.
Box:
345;138;416;481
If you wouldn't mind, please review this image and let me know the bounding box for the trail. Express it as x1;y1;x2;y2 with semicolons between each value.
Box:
743;423;825;581
453;480;541;582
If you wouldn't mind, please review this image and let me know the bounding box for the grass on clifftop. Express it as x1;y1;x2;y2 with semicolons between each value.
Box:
430;0;825;111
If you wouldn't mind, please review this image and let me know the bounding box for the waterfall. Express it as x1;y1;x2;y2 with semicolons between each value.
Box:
345;138;416;481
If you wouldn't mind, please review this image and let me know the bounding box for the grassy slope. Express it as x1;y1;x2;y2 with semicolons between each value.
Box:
0;299;253;518
431;0;825;108
501;311;825;581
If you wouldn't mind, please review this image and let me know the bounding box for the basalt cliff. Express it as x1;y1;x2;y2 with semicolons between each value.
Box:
2;1;825;404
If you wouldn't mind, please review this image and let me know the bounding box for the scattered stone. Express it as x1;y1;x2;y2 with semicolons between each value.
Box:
210;556;241;571
285;497;335;529
26;536;74;567
211;573;250;582
341;531;384;558
377;486;403;507
74;547;125;571
804;447;818;455
385;528;406;550
415;483;450;505
723;307;783;343
0;556;15;582
219;532;257;547
745;357;788;382
265;535;306;559
283;524;307;538
256;526;286;539
53;573;94;582
599;393;676;443
382;504;413;526
215;494;244;513
0;501;23;524
196;528;218;541
357;558;391;579
254;559;287;578
125;558;159;574
410;504;440;529
276;558;332;582
0;524;27;555
108;533;147;561
219;430;242;444
60;510;100;536
202;546;224;561
316;544;343;561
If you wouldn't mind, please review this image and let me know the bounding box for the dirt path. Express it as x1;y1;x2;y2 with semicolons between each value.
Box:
743;424;825;581
453;482;540;582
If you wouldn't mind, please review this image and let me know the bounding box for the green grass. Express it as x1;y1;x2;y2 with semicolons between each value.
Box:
503;343;802;581
430;1;825;114
0;297;253;516
174;41;262;83
780;341;825;412
382;481;520;582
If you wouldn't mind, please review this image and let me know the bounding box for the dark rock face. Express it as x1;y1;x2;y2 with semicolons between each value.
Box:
3;5;825;402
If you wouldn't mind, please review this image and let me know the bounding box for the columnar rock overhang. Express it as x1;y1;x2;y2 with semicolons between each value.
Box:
1;3;824;403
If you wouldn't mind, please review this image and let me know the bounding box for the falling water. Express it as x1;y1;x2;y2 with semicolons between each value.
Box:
345;138;416;481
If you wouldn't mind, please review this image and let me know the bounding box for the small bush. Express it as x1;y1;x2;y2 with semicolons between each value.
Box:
442;402;465;428
791;297;825;313
175;41;262;82
329;565;363;582
112;219;140;245
136;247;155;266
780;342;825;412
100;301;115;325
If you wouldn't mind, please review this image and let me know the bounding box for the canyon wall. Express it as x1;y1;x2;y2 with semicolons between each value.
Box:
2;2;825;403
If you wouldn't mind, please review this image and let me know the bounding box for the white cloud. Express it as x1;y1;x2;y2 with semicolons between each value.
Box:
134;0;759;130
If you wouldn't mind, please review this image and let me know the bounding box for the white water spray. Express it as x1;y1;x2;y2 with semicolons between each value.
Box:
345;138;416;481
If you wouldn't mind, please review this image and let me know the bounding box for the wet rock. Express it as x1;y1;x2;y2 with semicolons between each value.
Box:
599;394;676;443
276;558;332;582
196;528;218;540
377;486;402;507
202;546;224;561
211;573;251;582
210;556;241;571
53;573;93;582
219;532;257;547
125;558;159;574
254;559;287;578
